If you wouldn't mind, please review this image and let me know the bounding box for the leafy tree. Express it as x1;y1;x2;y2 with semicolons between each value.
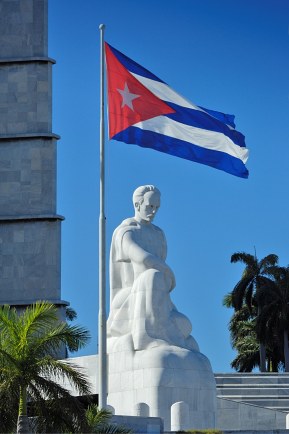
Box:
230;251;278;371
0;301;91;433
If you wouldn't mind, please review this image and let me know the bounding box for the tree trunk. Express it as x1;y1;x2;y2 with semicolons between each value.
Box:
257;304;267;372
284;329;289;372
17;386;31;434
17;416;31;434
259;343;266;372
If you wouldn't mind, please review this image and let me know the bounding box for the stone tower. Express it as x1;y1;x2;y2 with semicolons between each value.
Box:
0;0;67;326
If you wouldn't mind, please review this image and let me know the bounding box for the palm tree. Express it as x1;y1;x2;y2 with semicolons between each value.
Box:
0;301;91;433
230;251;278;371
82;404;132;433
224;290;284;372
256;265;289;371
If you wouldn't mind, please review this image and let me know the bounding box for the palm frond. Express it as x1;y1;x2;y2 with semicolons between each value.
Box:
84;405;132;434
86;405;112;427
231;276;253;310
21;302;58;340
66;307;78;322
31;322;90;357
222;293;233;308
0;305;20;344
38;358;91;396
259;254;279;271
231;252;255;266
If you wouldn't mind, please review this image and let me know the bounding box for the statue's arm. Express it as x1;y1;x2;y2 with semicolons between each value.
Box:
122;231;176;290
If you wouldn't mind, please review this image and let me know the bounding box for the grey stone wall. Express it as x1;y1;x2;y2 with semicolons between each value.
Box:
167;432;289;434
216;397;287;430
0;61;53;135
0;137;56;215
0;219;61;303
215;372;289;413
112;415;163;434
0;0;66;310
0;0;48;58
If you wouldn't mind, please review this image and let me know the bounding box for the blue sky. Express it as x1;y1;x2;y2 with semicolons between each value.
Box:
48;0;289;372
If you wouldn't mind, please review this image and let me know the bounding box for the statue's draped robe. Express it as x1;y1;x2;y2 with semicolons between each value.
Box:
107;217;199;352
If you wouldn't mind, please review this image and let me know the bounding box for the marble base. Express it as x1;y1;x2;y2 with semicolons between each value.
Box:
107;345;216;431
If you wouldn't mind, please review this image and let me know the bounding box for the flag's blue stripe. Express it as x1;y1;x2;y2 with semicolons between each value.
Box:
113;126;249;179
199;106;236;129
107;43;164;83
166;103;246;148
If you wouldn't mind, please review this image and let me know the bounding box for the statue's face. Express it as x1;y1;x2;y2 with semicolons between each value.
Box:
136;191;160;223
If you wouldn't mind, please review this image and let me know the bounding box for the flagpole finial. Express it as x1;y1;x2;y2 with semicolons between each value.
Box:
99;23;105;30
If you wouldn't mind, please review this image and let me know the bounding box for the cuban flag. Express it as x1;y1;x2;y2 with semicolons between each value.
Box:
105;43;249;178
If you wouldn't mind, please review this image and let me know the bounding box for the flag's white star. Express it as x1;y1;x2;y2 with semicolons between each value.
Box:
117;82;140;110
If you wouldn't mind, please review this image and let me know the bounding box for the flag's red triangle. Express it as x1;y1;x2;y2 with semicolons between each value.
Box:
105;43;175;138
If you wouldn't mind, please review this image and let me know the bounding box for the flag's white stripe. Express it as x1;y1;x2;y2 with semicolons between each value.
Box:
133;116;249;163
132;73;235;130
132;72;207;113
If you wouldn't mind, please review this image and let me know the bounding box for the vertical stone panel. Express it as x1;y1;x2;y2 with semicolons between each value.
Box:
0;138;56;215
0;62;53;134
0;219;61;303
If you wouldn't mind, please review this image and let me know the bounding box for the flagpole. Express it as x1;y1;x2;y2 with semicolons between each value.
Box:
98;23;107;409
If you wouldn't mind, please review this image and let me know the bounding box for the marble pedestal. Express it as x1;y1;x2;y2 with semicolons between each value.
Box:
108;344;216;431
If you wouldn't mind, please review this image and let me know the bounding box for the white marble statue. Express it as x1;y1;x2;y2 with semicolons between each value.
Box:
108;185;199;353
107;185;216;430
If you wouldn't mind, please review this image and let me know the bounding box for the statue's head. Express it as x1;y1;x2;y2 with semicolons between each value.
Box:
133;185;161;223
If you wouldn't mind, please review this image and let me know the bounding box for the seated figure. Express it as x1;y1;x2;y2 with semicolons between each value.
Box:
107;185;216;431
107;185;199;353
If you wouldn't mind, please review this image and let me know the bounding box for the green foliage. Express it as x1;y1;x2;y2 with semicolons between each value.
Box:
66;306;78;322
230;251;278;312
0;301;91;433
230;317;260;372
225;252;289;372
75;404;133;434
